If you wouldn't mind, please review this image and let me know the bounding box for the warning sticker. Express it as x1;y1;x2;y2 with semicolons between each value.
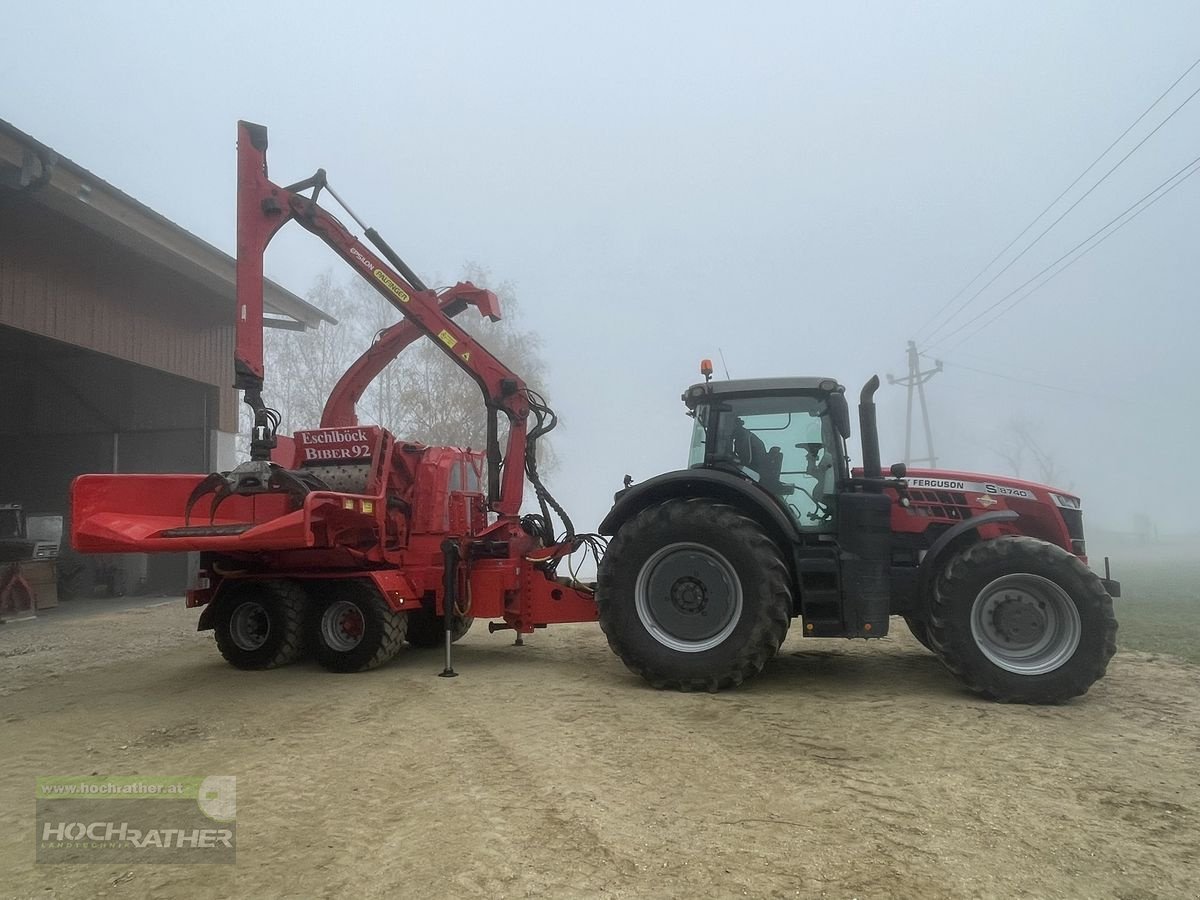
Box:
438;330;459;349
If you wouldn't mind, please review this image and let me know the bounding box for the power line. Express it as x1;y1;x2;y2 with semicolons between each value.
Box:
927;355;1136;405
929;151;1200;353
918;57;1200;345
916;54;1200;343
925;78;1200;345
931;357;1088;395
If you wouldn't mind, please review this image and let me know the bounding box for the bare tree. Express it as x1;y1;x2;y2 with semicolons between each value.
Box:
263;271;367;433
240;264;554;468
994;417;1064;486
356;262;555;467
237;271;364;453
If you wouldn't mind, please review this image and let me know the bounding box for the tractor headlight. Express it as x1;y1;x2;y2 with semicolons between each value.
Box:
1050;493;1081;510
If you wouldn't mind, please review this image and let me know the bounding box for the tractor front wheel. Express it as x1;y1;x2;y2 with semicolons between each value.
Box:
928;536;1117;703
597;499;791;692
312;581;407;673
212;580;305;670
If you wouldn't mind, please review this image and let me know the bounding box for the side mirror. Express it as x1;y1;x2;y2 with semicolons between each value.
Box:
890;462;907;478
828;391;851;439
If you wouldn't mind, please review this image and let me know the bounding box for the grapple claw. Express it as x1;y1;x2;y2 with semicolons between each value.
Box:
184;472;233;526
183;461;329;526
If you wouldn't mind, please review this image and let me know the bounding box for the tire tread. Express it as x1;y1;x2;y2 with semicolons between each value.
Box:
927;536;1117;703
597;498;791;692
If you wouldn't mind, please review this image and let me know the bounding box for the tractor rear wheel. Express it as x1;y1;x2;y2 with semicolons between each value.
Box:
312;581;407;673
928;536;1117;703
597;498;791;692
404;607;474;648
213;580;305;670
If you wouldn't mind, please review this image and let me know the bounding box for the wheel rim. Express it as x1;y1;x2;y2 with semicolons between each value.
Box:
634;542;743;653
229;601;270;652
321;600;365;652
969;574;1081;675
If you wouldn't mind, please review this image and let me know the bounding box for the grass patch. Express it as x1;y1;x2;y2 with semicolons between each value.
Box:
1102;545;1200;665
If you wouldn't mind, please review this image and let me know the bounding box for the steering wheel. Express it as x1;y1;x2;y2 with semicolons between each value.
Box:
788;484;831;522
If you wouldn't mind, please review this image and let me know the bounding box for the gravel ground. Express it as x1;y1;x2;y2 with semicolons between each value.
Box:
1;599;1197;899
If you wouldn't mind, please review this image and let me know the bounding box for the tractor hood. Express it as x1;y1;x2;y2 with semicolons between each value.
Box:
895;468;1080;509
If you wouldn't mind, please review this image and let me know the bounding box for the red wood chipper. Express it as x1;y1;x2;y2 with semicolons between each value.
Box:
71;121;599;675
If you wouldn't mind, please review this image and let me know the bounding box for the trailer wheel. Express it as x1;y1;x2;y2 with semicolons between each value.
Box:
312;581;407;673
903;616;934;652
213;580;305;670
404;608;474;648
597;498;791;692
928;536;1117;703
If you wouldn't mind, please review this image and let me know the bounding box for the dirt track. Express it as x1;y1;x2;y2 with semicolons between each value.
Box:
2;602;1198;899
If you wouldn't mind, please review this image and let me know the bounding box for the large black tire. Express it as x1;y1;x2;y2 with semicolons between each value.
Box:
311;580;407;673
213;580;305;670
597;498;792;692
903;615;934;652
928;536;1117;703
404;607;475;648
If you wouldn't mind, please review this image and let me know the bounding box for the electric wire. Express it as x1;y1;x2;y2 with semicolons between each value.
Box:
925;355;1131;403
918;57;1200;346
916;55;1200;343
932;152;1200;353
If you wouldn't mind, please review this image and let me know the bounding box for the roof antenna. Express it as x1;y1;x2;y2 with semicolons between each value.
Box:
717;348;732;379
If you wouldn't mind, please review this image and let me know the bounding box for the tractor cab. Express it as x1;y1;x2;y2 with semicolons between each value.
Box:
683;377;850;531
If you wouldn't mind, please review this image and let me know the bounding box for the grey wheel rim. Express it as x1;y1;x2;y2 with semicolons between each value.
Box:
634;542;743;653
229;601;270;652
969;574;1081;675
321;600;365;653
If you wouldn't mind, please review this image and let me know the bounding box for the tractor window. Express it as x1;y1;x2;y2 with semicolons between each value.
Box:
688;412;707;468
0;508;21;539
696;395;841;530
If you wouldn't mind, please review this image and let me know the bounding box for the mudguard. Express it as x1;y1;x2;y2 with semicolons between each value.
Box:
598;468;799;548
913;510;1020;603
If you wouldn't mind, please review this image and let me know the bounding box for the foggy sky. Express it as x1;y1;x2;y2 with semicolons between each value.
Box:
4;1;1198;539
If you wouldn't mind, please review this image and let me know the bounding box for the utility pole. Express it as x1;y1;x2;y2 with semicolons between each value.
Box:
887;340;942;468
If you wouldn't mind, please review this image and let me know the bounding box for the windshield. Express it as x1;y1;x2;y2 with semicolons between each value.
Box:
689;394;842;529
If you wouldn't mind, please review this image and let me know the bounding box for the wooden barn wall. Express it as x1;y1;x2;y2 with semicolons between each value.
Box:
0;195;238;432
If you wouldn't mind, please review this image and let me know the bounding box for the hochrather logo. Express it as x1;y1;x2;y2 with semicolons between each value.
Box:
36;775;236;864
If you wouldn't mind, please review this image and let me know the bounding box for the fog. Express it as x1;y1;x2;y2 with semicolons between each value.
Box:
5;1;1197;536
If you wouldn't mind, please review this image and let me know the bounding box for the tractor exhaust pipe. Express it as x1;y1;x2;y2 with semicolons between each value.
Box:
858;375;883;484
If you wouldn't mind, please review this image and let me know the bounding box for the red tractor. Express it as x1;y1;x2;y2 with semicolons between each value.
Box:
595;368;1119;702
70;123;1119;703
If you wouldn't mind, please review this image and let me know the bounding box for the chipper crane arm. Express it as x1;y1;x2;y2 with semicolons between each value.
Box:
234;120;527;515
320;283;501;430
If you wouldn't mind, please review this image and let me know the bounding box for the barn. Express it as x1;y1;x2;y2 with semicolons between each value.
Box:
0;119;331;596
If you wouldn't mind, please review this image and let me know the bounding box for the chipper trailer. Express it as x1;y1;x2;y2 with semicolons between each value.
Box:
70;122;1119;703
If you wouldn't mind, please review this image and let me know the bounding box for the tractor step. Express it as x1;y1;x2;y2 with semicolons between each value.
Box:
796;550;845;637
